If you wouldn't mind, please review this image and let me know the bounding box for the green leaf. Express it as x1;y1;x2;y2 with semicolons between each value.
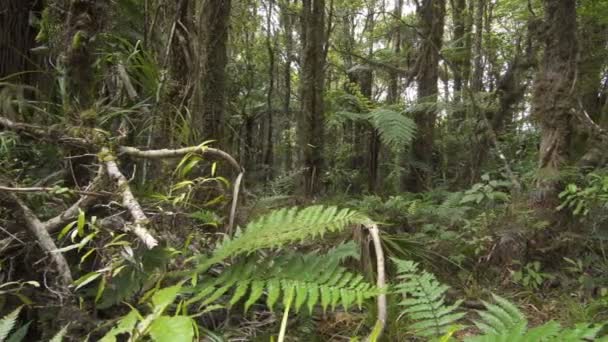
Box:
148;316;194;342
77;209;86;237
0;306;22;341
151;284;182;313
6;321;30;342
49;324;69;342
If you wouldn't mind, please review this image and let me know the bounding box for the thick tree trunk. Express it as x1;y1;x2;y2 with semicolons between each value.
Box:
403;0;445;192
194;0;231;146
297;0;326;197
0;0;41;83
533;0;577;207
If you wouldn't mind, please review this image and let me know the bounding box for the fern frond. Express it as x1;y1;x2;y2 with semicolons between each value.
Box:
368;108;416;151
187;242;376;313
195;205;368;272
0;306;21;342
465;295;604;342
473;294;526;336
393;258;465;338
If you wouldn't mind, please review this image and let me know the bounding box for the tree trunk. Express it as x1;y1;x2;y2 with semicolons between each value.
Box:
280;0;295;172
194;0;231;146
533;0;577;207
470;0;484;92
403;0;445;192
297;0;326;197
0;0;42;84
264;0;276;182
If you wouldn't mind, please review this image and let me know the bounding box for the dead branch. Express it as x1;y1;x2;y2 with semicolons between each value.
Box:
0;116;95;149
103;149;158;249
119;145;245;236
7;192;73;287
44;166;106;233
0;186;111;197
118;145;243;172
365;223;387;341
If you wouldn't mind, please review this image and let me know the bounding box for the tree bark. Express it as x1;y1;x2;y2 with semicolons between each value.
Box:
533;0;577;207
194;0;231;146
297;0;326;197
0;0;42;83
264;0;276;181
403;0;445;192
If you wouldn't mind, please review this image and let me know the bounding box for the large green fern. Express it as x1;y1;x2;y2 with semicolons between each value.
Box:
465;294;604;342
186;242;377;313
393;258;466;338
193;205;367;273
329;108;416;152
368;108;416;151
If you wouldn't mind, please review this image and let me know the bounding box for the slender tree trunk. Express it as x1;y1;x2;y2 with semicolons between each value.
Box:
298;0;326;197
533;0;577;207
470;0;484;92
403;0;445;192
194;0;231;146
264;0;276;181
280;0;294;172
450;0;466;97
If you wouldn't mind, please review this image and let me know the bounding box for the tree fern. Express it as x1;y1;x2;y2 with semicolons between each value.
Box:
465;294;603;342
393;258;466;338
194;205;368;273
368;108;416;151
327;108;417;152
187;242;377;313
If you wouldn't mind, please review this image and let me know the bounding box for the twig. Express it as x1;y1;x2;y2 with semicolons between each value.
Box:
103;149;158;249
365;223;387;341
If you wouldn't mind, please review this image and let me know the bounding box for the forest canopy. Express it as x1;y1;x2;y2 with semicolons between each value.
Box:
1;0;608;341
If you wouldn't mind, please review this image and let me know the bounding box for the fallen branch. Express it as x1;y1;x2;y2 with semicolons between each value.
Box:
365;223;387;341
7;192;73;288
44;166;106;233
0;116;95;149
103;149;158;249
0;186;111;197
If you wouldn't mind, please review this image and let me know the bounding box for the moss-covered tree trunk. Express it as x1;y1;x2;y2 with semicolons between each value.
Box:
533;0;577;207
403;0;445;192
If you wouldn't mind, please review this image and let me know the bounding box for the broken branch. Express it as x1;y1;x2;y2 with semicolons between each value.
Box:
103;149;158;249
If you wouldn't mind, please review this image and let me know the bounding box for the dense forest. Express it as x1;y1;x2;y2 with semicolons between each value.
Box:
1;0;608;340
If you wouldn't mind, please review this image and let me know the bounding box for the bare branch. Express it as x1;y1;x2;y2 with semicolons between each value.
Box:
7;192;73;287
0;186;111;197
0;116;95;149
103;149;158;249
118;145;243;172
44;166;106;233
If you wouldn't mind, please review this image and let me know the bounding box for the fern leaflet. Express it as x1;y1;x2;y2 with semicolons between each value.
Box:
187;242;377;313
393;258;465;338
194;205;367;273
465;294;603;342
